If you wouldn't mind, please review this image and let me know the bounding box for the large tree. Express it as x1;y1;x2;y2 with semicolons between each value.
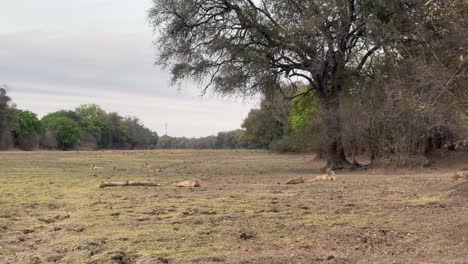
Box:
149;0;418;168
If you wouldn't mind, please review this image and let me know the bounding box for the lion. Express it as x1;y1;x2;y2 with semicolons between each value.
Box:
89;163;102;170
174;180;201;188
286;176;305;184
313;168;336;181
452;172;467;180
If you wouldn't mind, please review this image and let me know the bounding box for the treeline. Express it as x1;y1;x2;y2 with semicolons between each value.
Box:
0;88;158;150
157;129;261;150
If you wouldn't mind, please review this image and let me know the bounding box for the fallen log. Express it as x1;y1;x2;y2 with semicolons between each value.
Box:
99;181;161;188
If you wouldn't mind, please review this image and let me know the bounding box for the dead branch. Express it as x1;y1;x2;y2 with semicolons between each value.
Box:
99;181;161;188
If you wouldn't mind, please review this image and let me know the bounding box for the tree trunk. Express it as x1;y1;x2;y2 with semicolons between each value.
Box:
321;96;352;169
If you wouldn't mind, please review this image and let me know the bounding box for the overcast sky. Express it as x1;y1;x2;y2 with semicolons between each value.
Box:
0;0;258;137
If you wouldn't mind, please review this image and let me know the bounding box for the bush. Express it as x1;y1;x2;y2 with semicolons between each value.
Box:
11;110;42;150
42;116;80;150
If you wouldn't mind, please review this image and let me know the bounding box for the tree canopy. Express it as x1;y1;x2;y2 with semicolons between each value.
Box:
149;0;433;168
42;116;81;150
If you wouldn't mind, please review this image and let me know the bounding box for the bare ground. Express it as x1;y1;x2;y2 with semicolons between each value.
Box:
0;150;466;264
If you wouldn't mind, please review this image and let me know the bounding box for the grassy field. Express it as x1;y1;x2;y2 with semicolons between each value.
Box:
0;150;467;264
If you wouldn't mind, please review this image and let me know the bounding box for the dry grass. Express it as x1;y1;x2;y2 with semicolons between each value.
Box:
0;150;466;263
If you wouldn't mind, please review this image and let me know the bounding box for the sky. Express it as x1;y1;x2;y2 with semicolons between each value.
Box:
0;0;258;137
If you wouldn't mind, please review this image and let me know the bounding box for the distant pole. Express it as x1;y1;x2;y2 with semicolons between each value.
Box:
165;122;168;136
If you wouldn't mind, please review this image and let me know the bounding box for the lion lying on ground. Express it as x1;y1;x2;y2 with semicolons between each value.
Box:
286;176;305;184
452;172;468;180
286;168;336;184
312;168;336;181
174;180;201;188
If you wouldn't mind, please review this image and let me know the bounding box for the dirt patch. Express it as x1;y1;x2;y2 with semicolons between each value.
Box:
449;180;468;202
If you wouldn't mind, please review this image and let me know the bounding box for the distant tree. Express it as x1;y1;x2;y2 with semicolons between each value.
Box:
11;110;42;150
42;115;80;150
75;104;111;149
243;88;293;149
149;0;420;168
106;112;131;149
215;130;247;149
157;135;174;149
195;136;217;149
125;117;158;149
243;109;278;148
0;86;16;149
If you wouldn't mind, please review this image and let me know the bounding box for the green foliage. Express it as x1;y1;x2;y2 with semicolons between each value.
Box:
241;85;322;152
10;110;42;150
42;115;80;150
242;90;291;149
107;112;131;148
39;108;158;150
41;111;73;127
75;104;111;148
124;117;158;149
242;109;282;148
75;104;106;121
12;110;42;137
216;130;248;149
268;136;296;153
0;90;160;150
290;88;318;132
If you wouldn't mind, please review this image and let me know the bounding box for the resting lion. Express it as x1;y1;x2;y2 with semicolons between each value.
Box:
313;168;336;181
174;180;201;188
286;176;305;184
452;172;467;180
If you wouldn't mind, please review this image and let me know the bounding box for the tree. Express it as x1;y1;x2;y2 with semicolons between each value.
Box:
11;110;42;150
149;0;417;168
75;104;111;149
124;117;159;149
157;135;175;149
0;86;16;149
42;115;80;150
106;112;131;149
242;95;289;148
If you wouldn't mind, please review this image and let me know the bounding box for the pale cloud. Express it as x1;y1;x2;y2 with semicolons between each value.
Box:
0;1;259;137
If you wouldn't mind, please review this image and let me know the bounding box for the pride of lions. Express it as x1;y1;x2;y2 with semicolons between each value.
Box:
95;161;466;189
